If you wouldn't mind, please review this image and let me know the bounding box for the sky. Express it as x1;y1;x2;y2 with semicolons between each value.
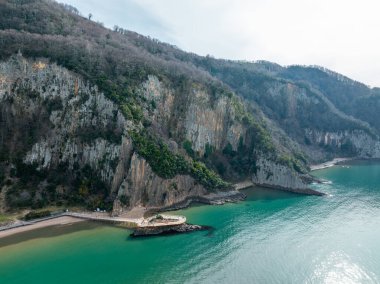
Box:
62;0;380;87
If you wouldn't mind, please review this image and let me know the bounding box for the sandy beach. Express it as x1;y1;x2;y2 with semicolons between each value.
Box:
310;158;352;171
0;216;84;239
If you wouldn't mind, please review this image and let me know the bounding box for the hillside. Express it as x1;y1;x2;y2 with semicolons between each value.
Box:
178;57;380;161
0;0;379;214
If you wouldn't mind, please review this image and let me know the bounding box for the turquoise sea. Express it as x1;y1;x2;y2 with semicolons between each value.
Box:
1;161;380;283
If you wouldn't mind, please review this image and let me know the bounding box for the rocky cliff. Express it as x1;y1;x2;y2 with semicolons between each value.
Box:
0;55;127;210
4;0;380;214
139;75;245;155
192;58;380;163
305;129;380;158
114;152;206;209
252;158;322;195
1;56;298;214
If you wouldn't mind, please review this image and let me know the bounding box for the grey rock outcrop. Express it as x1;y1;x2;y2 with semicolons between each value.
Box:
139;75;245;155
0;56;324;212
252;157;323;195
115;152;207;209
305;129;380;158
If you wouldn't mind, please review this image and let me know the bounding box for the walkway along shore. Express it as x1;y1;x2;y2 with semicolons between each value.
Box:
310;158;352;171
0;211;187;239
1;178;322;239
0;189;246;239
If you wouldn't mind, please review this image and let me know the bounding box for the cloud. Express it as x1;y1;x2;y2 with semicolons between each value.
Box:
63;0;380;86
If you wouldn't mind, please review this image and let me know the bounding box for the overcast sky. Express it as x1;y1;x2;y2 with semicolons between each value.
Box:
62;0;380;87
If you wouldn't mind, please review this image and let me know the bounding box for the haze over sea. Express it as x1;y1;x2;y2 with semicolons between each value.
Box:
1;161;379;283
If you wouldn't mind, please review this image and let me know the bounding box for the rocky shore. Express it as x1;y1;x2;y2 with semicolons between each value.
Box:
310;158;352;171
256;183;325;196
145;190;247;215
0;183;327;239
131;223;212;237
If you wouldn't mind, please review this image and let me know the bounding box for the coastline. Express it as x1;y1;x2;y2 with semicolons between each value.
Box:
0;183;326;239
0;190;245;239
255;183;325;196
1;162;379;283
0;216;84;239
145;190;247;215
310;158;352;171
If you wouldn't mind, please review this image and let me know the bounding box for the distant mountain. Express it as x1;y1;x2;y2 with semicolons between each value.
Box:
0;0;379;214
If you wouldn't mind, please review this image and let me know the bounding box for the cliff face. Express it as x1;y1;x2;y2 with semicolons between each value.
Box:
139;76;244;155
277;65;380;133
0;57;214;212
0;56;316;213
252;157;318;194
2;49;372;216
305;129;380;158
7;0;380;214
261;81;380;161
0;55;129;210
189;56;380;163
1;55;126;182
115;153;206;209
182;90;243;154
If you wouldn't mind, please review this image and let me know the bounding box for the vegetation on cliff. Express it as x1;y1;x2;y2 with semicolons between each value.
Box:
1;0;378;213
0;0;288;190
130;131;230;190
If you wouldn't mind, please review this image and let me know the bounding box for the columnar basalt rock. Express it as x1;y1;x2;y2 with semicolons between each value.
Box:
139;76;245;155
0;56;324;212
252;158;309;192
116;153;207;209
305;129;380;158
0;57;126;185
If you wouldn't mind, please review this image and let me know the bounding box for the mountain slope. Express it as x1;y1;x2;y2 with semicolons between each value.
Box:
1;0;379;214
278;65;380;132
179;57;380;162
0;0;317;214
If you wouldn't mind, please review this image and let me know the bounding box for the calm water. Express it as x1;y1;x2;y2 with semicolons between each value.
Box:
1;161;380;283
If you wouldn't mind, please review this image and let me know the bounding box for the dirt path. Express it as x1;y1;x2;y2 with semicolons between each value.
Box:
0;216;83;238
310;158;352;171
120;206;147;219
234;180;254;190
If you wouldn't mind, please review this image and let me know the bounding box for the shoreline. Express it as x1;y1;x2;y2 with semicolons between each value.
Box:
310;158;352;171
0;209;190;239
0;216;84;239
0;183;326;239
0;190;245;239
145;190;247;215
255;183;325;196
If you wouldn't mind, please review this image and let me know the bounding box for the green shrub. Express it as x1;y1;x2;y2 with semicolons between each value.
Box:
0;214;12;224
119;195;130;207
130;131;188;179
278;154;305;174
24;210;51;221
190;161;229;190
223;143;235;156
44;97;63;113
183;140;195;157
204;143;214;158
130;131;230;190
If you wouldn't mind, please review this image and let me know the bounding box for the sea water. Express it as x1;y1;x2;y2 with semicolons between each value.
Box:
1;161;380;283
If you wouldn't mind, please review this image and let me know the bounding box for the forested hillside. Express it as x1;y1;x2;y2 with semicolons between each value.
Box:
0;0;379;213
